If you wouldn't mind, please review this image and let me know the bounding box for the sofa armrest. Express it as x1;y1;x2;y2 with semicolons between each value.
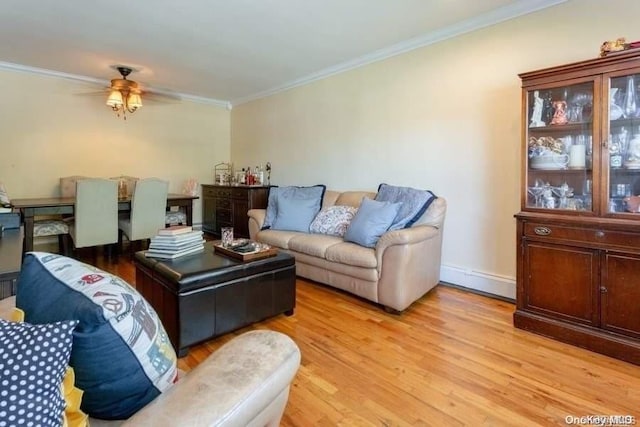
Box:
374;225;444;312
248;209;266;240
376;225;440;254
123;330;301;427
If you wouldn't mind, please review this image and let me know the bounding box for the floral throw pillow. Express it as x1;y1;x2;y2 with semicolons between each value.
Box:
310;205;358;237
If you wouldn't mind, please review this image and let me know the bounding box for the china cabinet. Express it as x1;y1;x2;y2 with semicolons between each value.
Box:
202;185;269;238
515;51;640;365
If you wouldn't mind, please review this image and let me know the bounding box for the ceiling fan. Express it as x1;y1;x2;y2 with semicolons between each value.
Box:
99;65;180;120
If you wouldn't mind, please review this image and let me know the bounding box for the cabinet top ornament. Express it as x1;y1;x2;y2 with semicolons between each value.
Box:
600;37;640;57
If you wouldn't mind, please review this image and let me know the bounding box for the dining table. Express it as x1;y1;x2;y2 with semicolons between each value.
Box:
11;194;198;252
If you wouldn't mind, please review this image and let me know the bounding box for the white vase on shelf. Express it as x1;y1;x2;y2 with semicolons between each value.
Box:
610;87;624;120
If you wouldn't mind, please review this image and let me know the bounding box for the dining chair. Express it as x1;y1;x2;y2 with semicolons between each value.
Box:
119;178;169;253
165;178;197;226
68;178;119;255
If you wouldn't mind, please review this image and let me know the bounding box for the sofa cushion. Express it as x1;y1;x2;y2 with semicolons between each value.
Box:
0;317;78;427
271;192;320;232
324;242;378;269
344;198;401;248
288;234;343;258
309;205;358;237
262;185;326;230
256;229;302;249
16;252;178;420
375;183;436;230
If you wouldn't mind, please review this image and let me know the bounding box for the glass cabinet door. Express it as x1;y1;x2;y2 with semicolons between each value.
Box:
525;81;594;212
607;72;640;215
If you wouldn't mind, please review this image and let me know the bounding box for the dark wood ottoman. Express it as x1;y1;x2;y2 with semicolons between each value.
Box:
134;242;296;357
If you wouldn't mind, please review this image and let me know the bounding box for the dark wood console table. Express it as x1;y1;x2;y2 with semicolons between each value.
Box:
0;227;24;299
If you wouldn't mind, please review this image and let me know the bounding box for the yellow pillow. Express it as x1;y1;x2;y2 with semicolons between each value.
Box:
12;308;88;427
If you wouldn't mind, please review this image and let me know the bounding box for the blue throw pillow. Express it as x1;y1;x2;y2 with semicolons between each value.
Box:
271;192;320;232
16;253;178;420
375;183;436;230
262;185;326;230
344;197;401;248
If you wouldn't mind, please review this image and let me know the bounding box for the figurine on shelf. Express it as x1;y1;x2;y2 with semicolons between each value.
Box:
265;162;272;185
529;91;545;128
551;99;568;125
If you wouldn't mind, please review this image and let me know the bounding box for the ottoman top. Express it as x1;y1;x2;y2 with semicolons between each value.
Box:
134;242;295;293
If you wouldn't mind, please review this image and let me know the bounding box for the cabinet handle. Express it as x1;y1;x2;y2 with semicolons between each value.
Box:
534;226;551;236
600;286;608;293
602;138;608;149
595;231;605;238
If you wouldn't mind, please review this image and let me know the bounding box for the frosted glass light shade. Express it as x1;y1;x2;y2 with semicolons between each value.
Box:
106;90;123;107
128;93;143;109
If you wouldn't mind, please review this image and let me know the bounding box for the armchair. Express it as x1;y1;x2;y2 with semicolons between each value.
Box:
0;296;301;426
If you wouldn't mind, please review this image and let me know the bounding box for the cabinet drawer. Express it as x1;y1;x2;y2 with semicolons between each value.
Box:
524;223;640;249
216;209;231;222
231;188;248;200
216;198;231;209
203;186;231;198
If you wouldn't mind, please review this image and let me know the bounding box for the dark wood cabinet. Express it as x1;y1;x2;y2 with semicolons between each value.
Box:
515;51;640;365
201;185;269;238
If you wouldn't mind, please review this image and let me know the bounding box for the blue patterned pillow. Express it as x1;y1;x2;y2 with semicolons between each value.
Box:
16;253;177;420
262;185;326;230
0;318;78;427
375;183;436;230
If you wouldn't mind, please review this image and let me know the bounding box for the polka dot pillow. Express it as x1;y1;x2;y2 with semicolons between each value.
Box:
0;317;78;427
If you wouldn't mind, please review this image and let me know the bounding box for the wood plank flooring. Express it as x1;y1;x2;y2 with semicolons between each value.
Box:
88;252;640;426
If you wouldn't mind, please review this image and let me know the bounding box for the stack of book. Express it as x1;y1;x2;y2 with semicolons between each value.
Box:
145;226;205;260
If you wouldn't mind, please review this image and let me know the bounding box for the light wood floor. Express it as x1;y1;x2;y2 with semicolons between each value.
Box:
88;252;640;426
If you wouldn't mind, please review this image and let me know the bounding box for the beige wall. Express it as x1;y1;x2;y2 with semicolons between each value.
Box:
231;0;640;297
0;70;231;225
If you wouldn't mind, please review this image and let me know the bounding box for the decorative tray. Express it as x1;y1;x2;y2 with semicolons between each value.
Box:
213;241;277;261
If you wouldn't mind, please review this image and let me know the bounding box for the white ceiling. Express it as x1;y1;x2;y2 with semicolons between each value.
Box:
0;0;564;107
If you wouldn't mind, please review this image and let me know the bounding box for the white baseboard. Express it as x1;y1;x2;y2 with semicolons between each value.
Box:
440;264;516;300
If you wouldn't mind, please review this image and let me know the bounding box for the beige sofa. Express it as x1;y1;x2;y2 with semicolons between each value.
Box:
0;296;301;427
248;190;446;312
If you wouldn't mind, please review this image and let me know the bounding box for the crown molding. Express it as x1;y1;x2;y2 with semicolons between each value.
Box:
231;0;567;106
0;61;231;109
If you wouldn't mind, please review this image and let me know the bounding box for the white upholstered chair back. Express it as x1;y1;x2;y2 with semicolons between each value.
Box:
119;178;169;241
69;179;118;248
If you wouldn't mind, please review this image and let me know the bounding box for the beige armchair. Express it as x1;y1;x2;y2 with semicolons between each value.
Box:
0;296;301;426
118;178;169;250
68;178;119;251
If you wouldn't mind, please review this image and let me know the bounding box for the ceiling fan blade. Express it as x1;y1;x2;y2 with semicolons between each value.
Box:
141;90;182;103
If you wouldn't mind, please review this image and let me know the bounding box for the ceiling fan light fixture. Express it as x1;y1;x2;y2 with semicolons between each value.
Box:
106;66;144;120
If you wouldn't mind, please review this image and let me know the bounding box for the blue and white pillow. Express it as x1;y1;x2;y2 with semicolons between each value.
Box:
0;318;78;427
375;183;436;230
262;185;326;231
16;253;177;420
310;205;358;237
